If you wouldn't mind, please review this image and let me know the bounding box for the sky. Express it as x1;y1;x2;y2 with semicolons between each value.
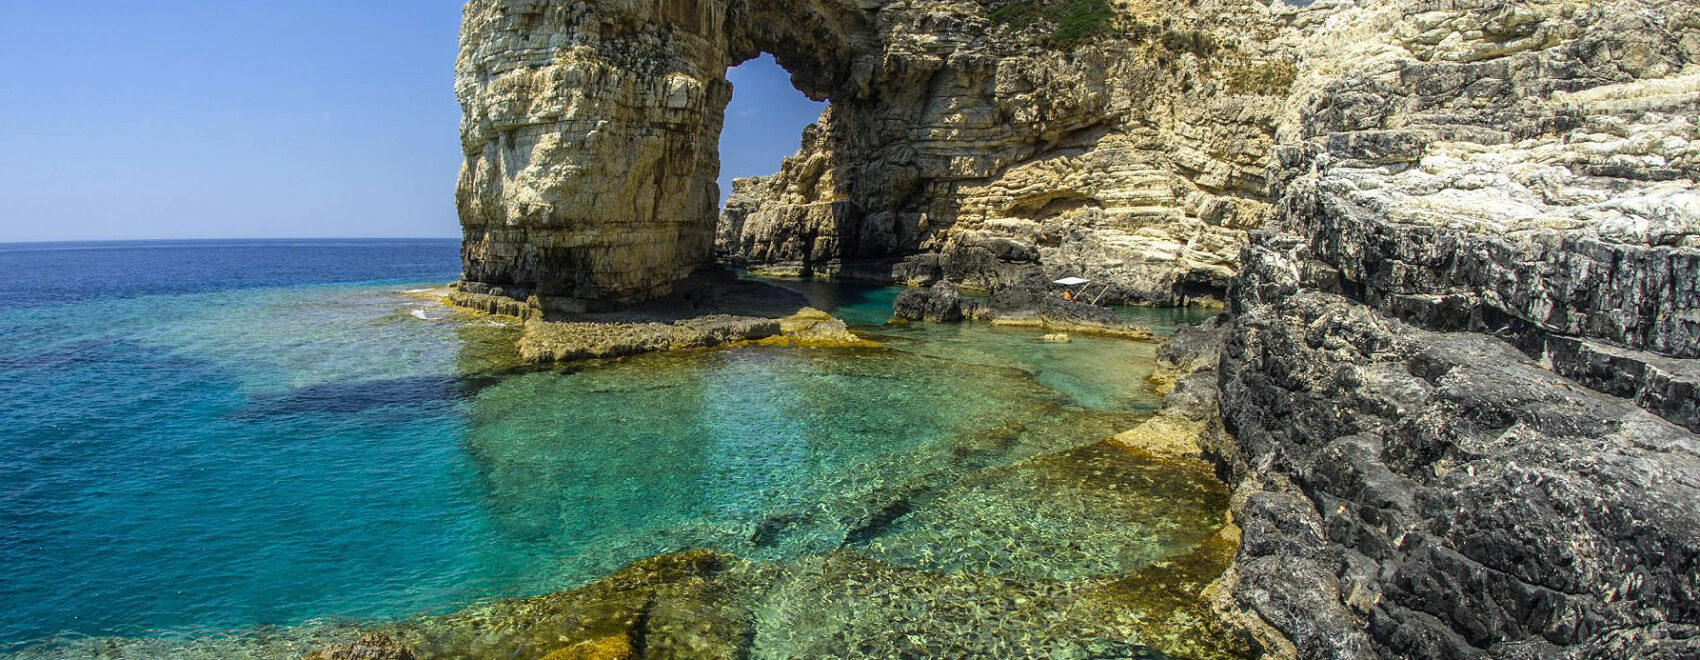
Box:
0;2;824;243
720;55;828;206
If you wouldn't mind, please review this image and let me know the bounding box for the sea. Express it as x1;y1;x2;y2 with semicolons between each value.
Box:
0;239;1226;657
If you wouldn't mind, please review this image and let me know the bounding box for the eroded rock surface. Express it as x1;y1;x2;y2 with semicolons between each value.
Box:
715;0;1283;304
1191;0;1700;656
485;276;869;362
458;0;1288;309
455;0;879;311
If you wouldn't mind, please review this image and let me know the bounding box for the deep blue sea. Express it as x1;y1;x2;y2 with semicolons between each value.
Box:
0;240;1221;656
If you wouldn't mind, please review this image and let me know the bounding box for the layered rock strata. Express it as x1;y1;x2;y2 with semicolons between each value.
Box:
459;0;1283;309
715;0;1282;304
448;274;871;362
1212;244;1700;658
518;306;869;362
1195;0;1700;656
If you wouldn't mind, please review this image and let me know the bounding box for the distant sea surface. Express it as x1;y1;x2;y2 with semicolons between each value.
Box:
0;239;1217;655
0;239;461;309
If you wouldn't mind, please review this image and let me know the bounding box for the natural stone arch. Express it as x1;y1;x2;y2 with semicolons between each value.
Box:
454;0;878;312
457;0;1285;312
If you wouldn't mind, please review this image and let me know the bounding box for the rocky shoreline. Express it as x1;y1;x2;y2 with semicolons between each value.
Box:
442;0;1699;655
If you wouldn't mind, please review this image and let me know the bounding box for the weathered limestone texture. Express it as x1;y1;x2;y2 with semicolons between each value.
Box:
716;0;1285;304
1199;0;1700;656
892;281;1156;338
455;0;876;311
459;0;1285;309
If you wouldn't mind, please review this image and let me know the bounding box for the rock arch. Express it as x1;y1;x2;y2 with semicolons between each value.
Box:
454;0;877;311
455;0;1281;312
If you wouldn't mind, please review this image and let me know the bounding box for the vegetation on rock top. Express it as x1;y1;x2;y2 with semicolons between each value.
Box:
988;0;1118;49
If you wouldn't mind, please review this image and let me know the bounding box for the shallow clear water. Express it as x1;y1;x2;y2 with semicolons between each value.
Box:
0;242;1228;657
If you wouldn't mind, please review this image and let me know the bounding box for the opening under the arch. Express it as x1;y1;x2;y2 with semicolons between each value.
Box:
717;53;828;211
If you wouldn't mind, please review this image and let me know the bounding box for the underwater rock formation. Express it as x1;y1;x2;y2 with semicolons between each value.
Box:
277;435;1242;659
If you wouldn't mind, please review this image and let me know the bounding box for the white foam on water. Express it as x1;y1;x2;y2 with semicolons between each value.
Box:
411;309;431;320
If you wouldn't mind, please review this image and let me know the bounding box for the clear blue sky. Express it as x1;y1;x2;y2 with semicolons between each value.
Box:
721;55;828;206
0;2;824;243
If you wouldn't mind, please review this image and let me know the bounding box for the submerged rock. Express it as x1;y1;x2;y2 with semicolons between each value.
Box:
539;636;631;660
279;436;1242;660
301;633;417;660
518;316;781;362
768;307;870;346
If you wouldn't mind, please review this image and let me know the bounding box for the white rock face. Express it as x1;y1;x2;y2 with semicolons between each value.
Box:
455;0;875;310
716;0;1289;304
456;0;735;310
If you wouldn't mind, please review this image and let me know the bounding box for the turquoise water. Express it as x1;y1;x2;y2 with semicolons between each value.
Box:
1;242;1225;657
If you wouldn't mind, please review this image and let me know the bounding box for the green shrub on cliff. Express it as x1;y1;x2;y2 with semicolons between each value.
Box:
1226;58;1298;95
988;0;1117;49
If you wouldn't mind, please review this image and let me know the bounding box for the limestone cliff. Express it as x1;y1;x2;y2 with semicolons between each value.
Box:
455;0;878;311
457;0;1279;309
716;0;1282;304
1194;0;1700;657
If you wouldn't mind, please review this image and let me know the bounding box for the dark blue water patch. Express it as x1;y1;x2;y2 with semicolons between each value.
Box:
0;239;460;309
0;337;128;371
229;374;489;418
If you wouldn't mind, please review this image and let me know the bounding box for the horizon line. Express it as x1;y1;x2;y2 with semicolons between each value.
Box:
0;236;462;246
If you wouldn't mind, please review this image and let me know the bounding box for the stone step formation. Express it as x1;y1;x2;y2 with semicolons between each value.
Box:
454;0;1699;656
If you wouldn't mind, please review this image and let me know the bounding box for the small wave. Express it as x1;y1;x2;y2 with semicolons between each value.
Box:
411;309;431;320
403;288;436;293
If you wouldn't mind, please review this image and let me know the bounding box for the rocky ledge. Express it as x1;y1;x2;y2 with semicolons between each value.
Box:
892;281;1157;340
1188;0;1700;650
451;273;870;363
1202;240;1700;658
